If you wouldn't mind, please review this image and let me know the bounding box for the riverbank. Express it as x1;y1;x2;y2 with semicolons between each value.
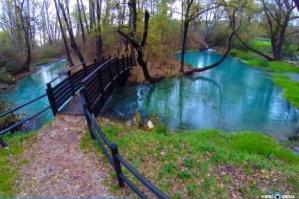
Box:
82;118;299;198
230;49;299;108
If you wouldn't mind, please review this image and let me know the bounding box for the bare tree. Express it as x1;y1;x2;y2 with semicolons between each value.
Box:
58;0;85;65
16;0;31;71
53;0;74;66
118;8;161;82
89;0;96;31
80;0;90;34
238;0;299;60
180;1;221;72
76;0;85;43
95;0;103;60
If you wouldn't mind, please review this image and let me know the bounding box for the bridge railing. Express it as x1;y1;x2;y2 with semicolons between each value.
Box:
0;94;50;147
46;58;108;115
80;55;168;198
0;58;107;147
81;55;132;115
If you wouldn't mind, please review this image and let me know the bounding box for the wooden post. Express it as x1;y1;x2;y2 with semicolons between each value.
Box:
126;55;129;70
108;60;114;89
67;71;75;96
97;68;105;100
121;55;125;72
0;138;7;148
80;89;95;139
46;83;58;115
116;58;121;85
111;143;124;187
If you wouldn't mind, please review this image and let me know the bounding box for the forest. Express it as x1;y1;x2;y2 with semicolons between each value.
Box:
0;0;299;198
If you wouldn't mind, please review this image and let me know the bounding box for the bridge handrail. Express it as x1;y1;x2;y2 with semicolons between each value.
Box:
82;59;113;84
47;60;93;85
0;106;50;136
0;94;47;118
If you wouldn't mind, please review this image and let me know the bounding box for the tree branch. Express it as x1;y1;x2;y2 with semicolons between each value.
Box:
141;10;149;47
235;34;274;61
183;8;239;75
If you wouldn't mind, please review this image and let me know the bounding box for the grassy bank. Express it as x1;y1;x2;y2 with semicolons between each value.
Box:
81;119;299;198
272;73;299;108
0;132;37;198
230;49;299;108
230;49;299;73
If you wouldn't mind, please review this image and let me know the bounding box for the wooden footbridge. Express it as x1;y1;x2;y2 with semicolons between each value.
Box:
0;55;169;198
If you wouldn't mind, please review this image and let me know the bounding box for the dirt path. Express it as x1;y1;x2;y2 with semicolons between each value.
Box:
17;115;116;198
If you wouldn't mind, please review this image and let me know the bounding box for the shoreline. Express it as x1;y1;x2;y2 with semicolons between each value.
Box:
0;57;66;92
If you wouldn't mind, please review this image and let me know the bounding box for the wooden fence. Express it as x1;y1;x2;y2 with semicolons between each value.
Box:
80;56;169;198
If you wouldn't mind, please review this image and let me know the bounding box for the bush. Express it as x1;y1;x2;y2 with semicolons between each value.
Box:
0;69;15;84
0;100;19;132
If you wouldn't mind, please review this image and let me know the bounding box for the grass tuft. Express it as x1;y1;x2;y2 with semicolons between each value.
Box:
0;131;36;198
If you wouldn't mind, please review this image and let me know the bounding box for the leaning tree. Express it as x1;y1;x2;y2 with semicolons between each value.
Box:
237;0;299;60
117;0;161;82
180;0;242;75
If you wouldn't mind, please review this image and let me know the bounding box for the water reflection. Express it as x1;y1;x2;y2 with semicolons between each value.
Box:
101;51;299;138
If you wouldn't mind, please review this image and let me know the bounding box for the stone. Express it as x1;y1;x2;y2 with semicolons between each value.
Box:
126;120;132;127
147;120;154;129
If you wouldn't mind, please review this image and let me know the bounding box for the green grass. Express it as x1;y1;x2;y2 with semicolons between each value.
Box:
272;73;299;108
230;49;299;73
82;120;299;198
0;131;37;198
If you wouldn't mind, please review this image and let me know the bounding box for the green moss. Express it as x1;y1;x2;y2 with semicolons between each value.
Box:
0;131;37;198
82;120;299;198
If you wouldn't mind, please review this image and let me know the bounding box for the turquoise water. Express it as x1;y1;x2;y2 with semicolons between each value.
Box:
0;60;66;130
102;51;299;139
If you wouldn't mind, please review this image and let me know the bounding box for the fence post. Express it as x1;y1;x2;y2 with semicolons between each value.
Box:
116;58;121;85
111;143;124;187
67;71;75;96
80;89;95;140
0;138;7;148
121;55;125;72
46;83;58;115
108;60;114;89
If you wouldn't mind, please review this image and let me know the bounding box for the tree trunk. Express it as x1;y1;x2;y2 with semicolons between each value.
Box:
58;0;85;65
96;0;103;60
80;0;90;34
128;0;137;60
180;21;189;73
117;10;161;82
76;0;85;43
53;0;74;66
89;0;96;31
16;4;31;71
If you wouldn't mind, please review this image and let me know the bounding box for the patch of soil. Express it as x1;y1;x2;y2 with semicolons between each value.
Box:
17;115;117;198
128;58;182;84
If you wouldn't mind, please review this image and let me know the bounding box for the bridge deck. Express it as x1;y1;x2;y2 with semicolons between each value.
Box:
59;95;84;116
